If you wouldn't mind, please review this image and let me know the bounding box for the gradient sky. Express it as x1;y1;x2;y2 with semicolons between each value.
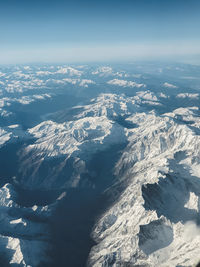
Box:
0;0;200;63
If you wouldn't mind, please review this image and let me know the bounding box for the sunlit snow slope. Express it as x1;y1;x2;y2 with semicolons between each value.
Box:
89;107;200;267
0;63;200;266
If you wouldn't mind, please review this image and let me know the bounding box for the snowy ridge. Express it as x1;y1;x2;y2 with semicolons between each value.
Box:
27;116;126;159
1;62;200;266
0;128;12;146
107;79;146;88
74;93;139;119
0;125;29;148
74;91;161;120
18;113;126;189
7;91;200;265
89;108;200;267
0;183;53;266
19;92;151;189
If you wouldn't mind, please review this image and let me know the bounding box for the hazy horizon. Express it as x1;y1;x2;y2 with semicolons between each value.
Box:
1;0;200;64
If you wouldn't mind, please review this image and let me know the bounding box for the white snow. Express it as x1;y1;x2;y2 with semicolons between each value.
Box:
0;128;12;146
163;82;178;88
0;183;51;266
107;79;146;88
8;124;19;129
75;93;139;119
0;63;200;266
63;78;95;87
176;93;199;99
89;107;200;267
92;66;113;76
27;116;126;158
10;218;27;226
159;92;168;98
57;66;83;76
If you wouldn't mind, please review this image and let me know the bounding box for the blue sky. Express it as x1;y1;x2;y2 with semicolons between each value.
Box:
1;0;200;63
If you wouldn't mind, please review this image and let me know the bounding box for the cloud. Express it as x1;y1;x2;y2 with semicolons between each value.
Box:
183;221;200;242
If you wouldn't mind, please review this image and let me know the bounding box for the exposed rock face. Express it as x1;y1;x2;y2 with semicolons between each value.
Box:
88;109;200;267
1;62;200;266
0;183;52;266
18;115;126;189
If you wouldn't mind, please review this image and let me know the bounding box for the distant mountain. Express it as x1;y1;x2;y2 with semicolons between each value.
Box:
0;62;200;266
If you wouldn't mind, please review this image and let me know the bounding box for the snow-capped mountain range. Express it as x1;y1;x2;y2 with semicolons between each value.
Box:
0;62;200;266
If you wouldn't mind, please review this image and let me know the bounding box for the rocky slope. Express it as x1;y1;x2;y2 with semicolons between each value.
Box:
1;62;200;266
89;107;200;267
